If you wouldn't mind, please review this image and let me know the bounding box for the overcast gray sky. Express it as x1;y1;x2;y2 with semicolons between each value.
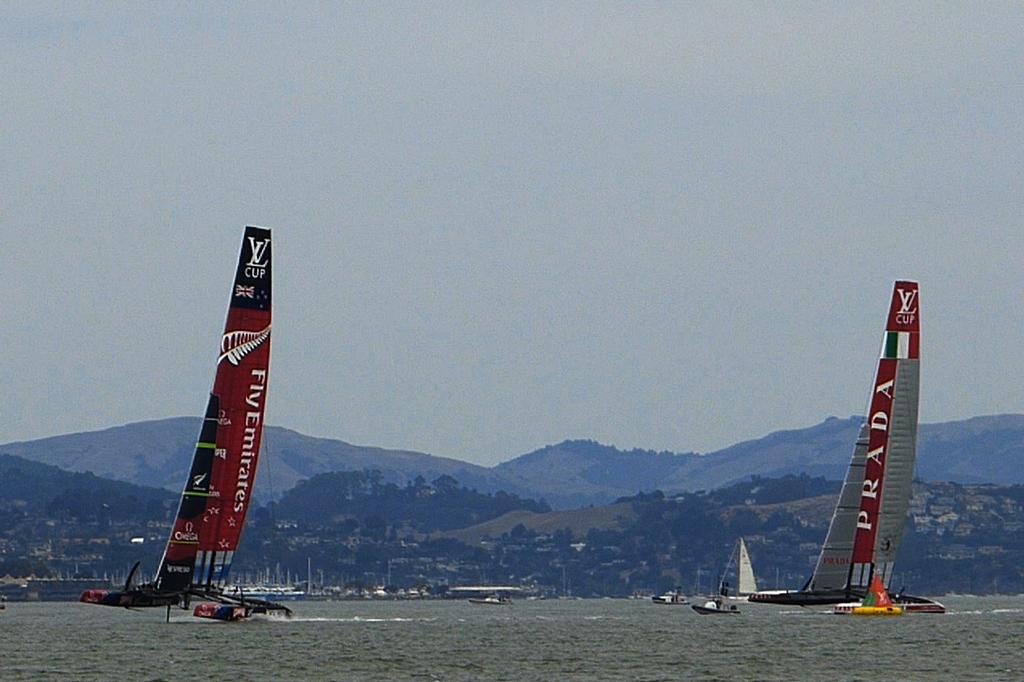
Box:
2;3;1022;465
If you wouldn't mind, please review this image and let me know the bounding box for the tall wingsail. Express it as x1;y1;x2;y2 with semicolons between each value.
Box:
808;281;920;593
751;281;934;609
194;226;272;591
81;226;283;619
848;280;919;590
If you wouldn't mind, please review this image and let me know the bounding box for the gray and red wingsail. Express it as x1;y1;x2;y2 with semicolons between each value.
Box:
749;280;924;606
154;226;272;593
848;280;919;589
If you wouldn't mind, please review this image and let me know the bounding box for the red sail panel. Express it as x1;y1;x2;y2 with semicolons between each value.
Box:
850;358;897;563
886;280;920;336
194;227;272;587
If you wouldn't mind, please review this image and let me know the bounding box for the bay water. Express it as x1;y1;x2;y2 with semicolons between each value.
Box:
2;596;1021;680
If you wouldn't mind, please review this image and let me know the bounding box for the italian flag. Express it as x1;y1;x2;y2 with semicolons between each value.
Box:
882;331;918;359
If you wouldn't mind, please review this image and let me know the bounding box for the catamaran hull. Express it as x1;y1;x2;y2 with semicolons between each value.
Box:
79;589;181;609
751;590;945;613
748;590;852;606
898;598;946;614
193;602;248;621
753;585;942;614
192;591;293;620
80;587;292;619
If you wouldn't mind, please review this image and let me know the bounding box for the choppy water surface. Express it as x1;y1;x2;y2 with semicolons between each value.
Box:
2;596;1022;680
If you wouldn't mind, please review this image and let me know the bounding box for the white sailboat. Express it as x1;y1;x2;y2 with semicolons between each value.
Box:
692;538;757;615
735;538;758;597
715;538;759;600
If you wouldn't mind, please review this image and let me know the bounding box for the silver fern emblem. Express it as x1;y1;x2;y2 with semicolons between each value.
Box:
218;325;271;366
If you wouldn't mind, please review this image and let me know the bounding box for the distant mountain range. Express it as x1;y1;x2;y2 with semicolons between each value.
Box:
2;414;1023;509
0;419;505;505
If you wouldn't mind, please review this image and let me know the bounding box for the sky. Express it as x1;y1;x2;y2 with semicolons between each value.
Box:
2;3;1022;466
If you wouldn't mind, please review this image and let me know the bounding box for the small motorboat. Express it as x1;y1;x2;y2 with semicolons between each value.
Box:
469;594;511;605
691;598;740;615
651;588;688;605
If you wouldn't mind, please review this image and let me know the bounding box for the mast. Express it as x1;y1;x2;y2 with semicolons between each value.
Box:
716;544;737;596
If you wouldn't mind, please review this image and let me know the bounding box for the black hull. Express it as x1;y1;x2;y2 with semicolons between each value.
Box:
79;588;182;608
749;590;944;611
81;585;292;618
748;590;854;606
193;594;292;621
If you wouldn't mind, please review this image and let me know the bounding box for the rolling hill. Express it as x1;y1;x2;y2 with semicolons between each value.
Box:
0;419;530;505
3;414;1023;509
0;453;176;519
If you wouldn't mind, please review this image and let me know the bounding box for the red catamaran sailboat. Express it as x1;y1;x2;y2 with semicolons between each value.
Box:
749;281;944;613
80;226;288;621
